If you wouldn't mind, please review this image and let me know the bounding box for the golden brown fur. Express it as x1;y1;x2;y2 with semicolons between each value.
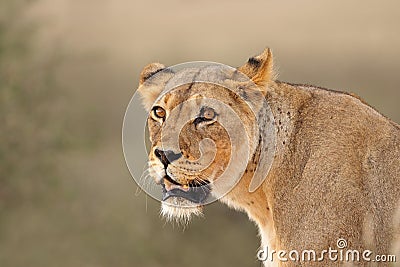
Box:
137;49;400;266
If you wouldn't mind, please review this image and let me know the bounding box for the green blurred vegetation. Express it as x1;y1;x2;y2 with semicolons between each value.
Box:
0;0;62;209
0;0;100;213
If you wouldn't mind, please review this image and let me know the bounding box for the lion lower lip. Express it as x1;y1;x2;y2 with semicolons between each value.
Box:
161;183;211;203
164;174;181;186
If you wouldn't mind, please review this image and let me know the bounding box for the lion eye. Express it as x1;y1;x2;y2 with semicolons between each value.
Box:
152;106;166;119
202;108;215;120
193;107;217;127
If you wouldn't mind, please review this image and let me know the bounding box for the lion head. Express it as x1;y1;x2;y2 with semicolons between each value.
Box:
137;49;276;223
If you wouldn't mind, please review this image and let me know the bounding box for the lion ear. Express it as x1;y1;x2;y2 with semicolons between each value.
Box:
137;63;168;111
238;48;276;88
139;62;166;85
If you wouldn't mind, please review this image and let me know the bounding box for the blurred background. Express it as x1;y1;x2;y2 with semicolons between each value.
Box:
1;1;399;266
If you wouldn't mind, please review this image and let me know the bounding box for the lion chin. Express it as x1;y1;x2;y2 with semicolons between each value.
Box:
161;197;203;224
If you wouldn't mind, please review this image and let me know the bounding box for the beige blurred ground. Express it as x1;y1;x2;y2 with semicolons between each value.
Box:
1;1;400;267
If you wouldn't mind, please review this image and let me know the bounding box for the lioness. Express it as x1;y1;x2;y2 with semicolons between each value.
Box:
137;49;400;266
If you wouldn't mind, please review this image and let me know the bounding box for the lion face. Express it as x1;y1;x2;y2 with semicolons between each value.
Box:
137;49;275;222
146;82;257;222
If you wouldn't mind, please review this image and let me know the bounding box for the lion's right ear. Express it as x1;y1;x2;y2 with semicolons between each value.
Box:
137;63;167;111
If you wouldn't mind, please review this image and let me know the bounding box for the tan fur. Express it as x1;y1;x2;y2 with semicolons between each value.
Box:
238;47;276;87
138;49;400;266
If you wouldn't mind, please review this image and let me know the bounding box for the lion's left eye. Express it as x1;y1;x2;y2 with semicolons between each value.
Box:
194;107;217;126
202;107;216;120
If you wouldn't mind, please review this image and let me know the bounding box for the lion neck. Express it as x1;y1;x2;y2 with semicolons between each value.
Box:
219;81;312;251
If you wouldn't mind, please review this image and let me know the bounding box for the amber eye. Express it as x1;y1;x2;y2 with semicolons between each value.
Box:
152;106;166;119
193;106;217;127
202;107;215;120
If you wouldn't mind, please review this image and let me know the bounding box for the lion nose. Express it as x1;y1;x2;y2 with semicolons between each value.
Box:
154;149;182;166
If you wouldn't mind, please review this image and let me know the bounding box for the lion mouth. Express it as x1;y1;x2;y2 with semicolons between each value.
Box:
161;176;211;204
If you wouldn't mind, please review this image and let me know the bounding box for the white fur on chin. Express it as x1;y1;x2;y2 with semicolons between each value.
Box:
161;198;203;225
